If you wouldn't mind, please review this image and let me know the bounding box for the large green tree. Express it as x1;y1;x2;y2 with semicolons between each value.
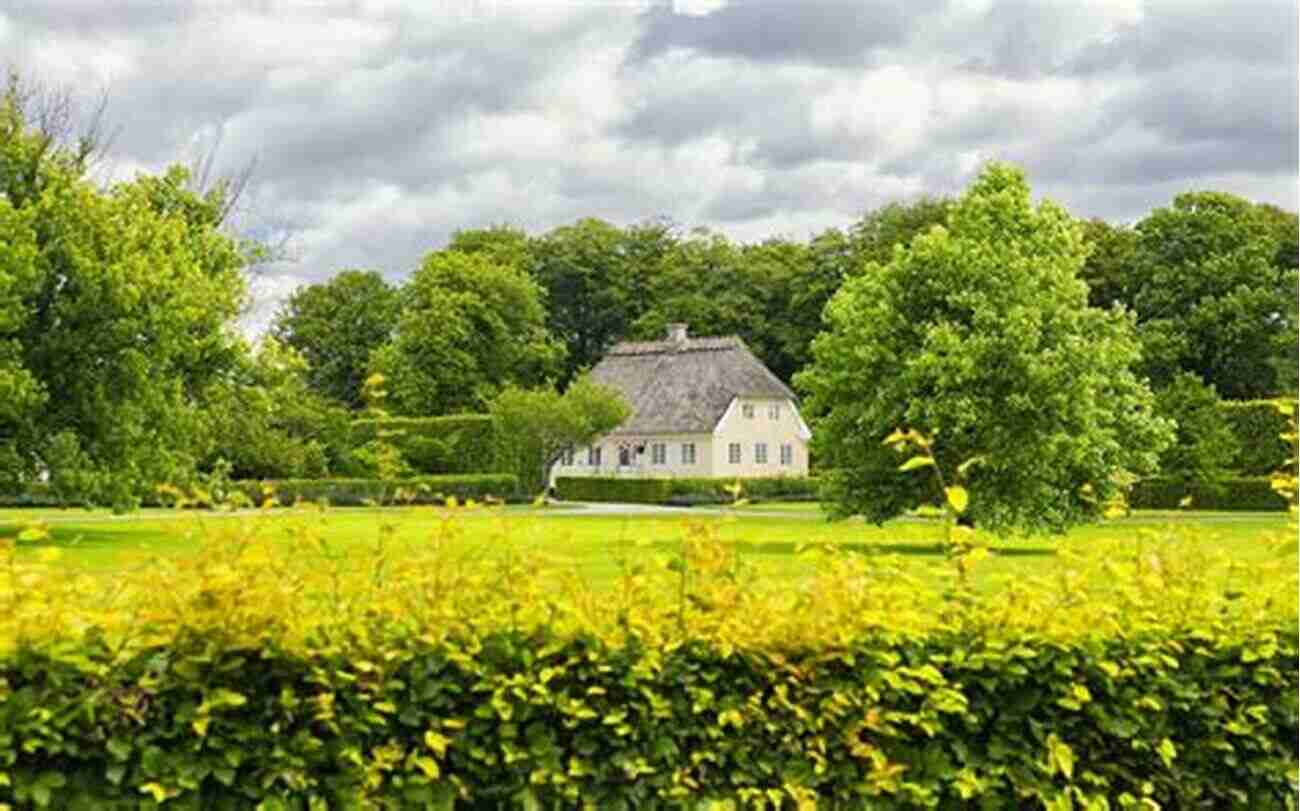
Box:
0;87;248;507
271;269;400;408
527;218;674;384
370;250;563;416
490;376;629;496
1123;192;1297;399
796;163;1171;534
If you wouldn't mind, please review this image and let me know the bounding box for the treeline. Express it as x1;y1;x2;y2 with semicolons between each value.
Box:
1;73;1295;508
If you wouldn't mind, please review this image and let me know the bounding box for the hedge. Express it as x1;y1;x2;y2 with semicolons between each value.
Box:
554;476;819;505
0;502;1294;806
225;475;520;506
1;626;1294;808
1219;399;1297;476
349;415;497;475
1129;476;1287;511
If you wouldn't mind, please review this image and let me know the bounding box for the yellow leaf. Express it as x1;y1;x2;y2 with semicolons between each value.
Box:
139;782;173;802
898;456;934;472
1178;495;1194;508
412;755;441;780
424;730;451;756
945;486;969;514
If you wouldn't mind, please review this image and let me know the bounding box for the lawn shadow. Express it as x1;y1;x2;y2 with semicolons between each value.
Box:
623;537;1056;559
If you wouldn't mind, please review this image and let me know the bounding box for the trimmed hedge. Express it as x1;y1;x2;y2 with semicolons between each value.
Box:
554;476;819;505
1;626;1295;807
1129;476;1287;511
1220;399;1296;476
349;415;497;475
229;475;519;506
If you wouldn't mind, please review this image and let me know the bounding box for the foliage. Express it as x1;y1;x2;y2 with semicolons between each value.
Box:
0;497;1293;807
270;269;401;409
490;377;630;496
0;90;248;509
1151;374;1240;485
223;475;519;507
197;338;353;480
1076;218;1138;311
346;415;498;476
797;163;1173;534
1124;191;1298;399
1220;399;1298;476
1128;476;1287;511
555;476;819;505
527;218;673;385
370;251;563;416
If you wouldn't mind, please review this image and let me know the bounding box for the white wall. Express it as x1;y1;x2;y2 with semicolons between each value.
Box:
550;434;714;483
710;397;810;478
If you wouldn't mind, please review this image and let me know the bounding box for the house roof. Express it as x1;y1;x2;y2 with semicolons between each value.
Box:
589;328;796;436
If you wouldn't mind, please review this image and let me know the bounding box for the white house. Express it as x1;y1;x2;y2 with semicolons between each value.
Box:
553;323;811;481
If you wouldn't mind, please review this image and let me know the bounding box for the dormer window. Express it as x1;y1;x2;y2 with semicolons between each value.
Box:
769;404;780;419
741;403;755;419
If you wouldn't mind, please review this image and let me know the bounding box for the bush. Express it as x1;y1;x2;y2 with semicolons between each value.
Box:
226;475;519;506
0;505;1294;806
348;415;497;475
1129;476;1287;511
553;476;673;504
1220;399;1296;475
554;476;819;505
1;629;1294;807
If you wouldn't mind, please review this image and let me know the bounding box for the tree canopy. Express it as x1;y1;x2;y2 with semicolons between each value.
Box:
1;88;249;508
1123;191;1297;399
271;269;400;408
796;163;1172;534
490;377;629;496
370;250;563;416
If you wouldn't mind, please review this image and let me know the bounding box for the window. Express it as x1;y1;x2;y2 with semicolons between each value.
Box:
588;445;602;466
769;404;781;420
741;403;755;419
651;443;666;465
618;446;632;466
780;443;793;466
728;442;742;464
755;442;768;464
681;443;696;465
562;447;574;466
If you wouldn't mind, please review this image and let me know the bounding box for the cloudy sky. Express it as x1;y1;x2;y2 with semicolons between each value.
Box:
3;0;1296;329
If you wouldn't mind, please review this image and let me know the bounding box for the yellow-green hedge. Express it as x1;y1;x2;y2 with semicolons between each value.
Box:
0;505;1294;807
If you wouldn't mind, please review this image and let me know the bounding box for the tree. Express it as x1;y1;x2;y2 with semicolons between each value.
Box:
490;377;629;496
271;269;400;408
1151;373;1240;486
1076;218;1137;311
528;218;674;385
1;86;249;508
198;338;352;480
1124;191;1297;399
795;163;1172;534
446;224;532;271
370;250;563;416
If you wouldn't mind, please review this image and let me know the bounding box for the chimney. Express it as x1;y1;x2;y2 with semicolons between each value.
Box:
666;322;688;343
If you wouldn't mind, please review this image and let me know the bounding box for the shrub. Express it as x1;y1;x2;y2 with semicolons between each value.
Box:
0;504;1294;806
1220;399;1297;475
227;475;519;506
348;415;497;475
553;476;819;505
1129;476;1287;511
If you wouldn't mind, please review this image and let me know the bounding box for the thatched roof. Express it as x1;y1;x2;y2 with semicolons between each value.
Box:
589;325;796;435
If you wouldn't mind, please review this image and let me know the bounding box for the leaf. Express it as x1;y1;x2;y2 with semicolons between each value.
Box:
1047;734;1075;779
1178;495;1194;508
139;782;172;802
412;755;441;780
1157;738;1177;768
945;486;969;514
898;456;935;472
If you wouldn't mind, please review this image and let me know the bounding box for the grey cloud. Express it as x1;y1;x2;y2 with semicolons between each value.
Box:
628;0;944;67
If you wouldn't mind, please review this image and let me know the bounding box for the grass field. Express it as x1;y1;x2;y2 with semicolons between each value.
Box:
0;502;1288;592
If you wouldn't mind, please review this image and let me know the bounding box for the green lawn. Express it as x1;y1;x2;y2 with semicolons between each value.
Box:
0;503;1288;592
